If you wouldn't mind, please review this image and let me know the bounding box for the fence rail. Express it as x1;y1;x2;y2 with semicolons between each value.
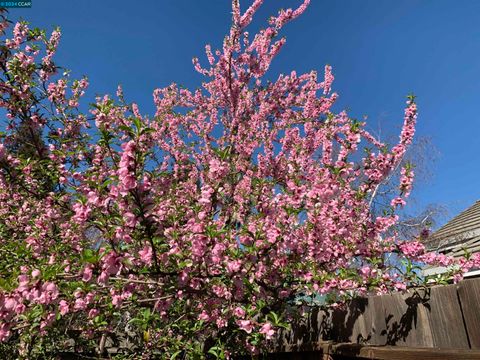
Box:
260;342;480;360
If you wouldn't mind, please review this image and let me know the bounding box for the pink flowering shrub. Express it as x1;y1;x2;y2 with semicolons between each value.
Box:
0;2;477;358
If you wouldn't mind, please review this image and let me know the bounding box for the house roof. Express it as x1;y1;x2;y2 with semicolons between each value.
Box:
425;200;480;255
422;200;480;278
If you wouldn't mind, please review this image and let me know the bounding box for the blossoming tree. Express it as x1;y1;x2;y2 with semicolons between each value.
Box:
0;1;476;358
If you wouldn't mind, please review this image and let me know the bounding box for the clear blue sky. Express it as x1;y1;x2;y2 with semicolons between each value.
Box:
10;0;480;225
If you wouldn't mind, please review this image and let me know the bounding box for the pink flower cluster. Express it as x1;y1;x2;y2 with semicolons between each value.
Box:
0;271;59;341
117;141;137;194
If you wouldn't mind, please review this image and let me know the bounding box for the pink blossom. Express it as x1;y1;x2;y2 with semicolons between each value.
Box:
74;298;87;311
59;300;69;315
0;324;10;342
3;297;17;311
390;197;406;208
14;303;26;315
82;265;93;282
198;311;210;321
226;260;242;273
72;202;91;223
102;251;122;275
234;307;246;318
88;308;99;318
87;191;100;205
399;241;425;257
260;322;275;339
322;65;334;95
237;319;253;334
111;294;123;307
97;271;109;285
138;246;153;265
123;211;137;228
394;282;407;291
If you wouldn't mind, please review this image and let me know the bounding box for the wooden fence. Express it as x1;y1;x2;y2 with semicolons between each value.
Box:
267;277;480;358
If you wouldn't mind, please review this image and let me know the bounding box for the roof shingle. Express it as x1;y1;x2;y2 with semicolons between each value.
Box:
425;200;480;253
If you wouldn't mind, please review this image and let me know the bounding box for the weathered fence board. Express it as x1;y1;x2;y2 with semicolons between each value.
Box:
375;290;434;347
457;277;480;349
428;284;470;348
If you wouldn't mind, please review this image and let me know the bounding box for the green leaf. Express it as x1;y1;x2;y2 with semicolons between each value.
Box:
170;350;182;360
132;117;142;132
